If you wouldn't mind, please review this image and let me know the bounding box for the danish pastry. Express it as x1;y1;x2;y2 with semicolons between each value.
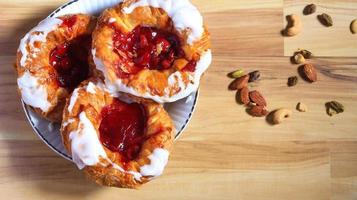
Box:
16;14;96;122
92;0;212;103
61;80;174;188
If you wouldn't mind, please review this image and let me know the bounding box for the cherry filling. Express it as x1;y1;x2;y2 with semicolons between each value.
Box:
61;15;77;31
111;25;197;77
99;99;147;163
49;35;91;89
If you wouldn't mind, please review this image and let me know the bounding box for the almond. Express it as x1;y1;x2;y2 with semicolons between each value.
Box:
303;4;316;15
249;90;267;106
248;105;268;117
229;75;249;90
302;64;317;82
239;87;250;105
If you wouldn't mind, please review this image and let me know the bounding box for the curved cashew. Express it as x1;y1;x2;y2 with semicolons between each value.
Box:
272;108;292;124
284;14;302;36
351;19;357;34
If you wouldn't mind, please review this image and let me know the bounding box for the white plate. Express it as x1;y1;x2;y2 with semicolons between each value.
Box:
21;0;200;161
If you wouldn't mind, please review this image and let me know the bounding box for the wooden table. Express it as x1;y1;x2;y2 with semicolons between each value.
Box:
0;0;356;199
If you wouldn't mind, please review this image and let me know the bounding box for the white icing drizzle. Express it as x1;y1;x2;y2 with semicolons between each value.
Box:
17;71;51;112
85;81;108;94
69;112;107;169
122;0;204;44
86;82;97;94
140;148;169;178
62;118;75;128
67;88;80;112
18;18;63;67
167;71;185;90
68;111;163;182
108;17;117;23
109;160;143;181
92;48;212;103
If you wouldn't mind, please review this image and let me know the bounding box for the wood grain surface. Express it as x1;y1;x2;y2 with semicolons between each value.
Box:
0;0;357;199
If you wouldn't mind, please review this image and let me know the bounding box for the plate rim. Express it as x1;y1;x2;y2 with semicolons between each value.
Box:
21;0;201;161
22;101;72;160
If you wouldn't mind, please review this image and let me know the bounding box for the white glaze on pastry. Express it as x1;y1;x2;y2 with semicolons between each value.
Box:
67;88;80;112
18;18;63;67
86;82;97;94
122;0;204;44
86;81;108;94
92;48;212;103
140;148;169;177
62;118;75;128
68;110;169;182
69;112;107;169
109;161;142;181
108;17;117;23
17;71;51;112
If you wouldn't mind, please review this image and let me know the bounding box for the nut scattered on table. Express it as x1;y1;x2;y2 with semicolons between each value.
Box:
292;49;312;64
228;69;245;79
248;70;261;82
301;64;318;82
350;19;357;34
294;53;305;64
318;13;333;27
229;75;249;90
284;14;302;36
326;101;344;116
287;76;298;87
272;108;293;124
238;87;250;105
298;49;313;59
303;4;317;15
228;70;269;118
249;90;267;107
296;102;308;112
248;105;269;117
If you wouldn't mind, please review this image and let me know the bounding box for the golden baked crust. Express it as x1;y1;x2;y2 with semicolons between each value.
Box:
92;0;211;101
61;80;174;188
16;14;96;122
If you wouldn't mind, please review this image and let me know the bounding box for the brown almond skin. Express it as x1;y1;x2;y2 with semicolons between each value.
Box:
303;4;316;15
303;64;317;82
229;75;249;90
239;87;250;105
249;90;267;106
318;13;333;27
248;106;268;117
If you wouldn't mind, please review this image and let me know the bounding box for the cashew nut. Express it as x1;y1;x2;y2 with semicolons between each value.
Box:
296;102;308;112
272;108;292;124
351;19;357;34
284;14;302;36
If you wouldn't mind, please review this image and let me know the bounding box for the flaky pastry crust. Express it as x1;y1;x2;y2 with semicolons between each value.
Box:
61;80;174;188
16;14;96;122
92;0;211;102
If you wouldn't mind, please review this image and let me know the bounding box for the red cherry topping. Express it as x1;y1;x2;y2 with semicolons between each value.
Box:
49;35;91;89
61;15;77;31
111;25;197;77
99;99;147;163
182;60;197;72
